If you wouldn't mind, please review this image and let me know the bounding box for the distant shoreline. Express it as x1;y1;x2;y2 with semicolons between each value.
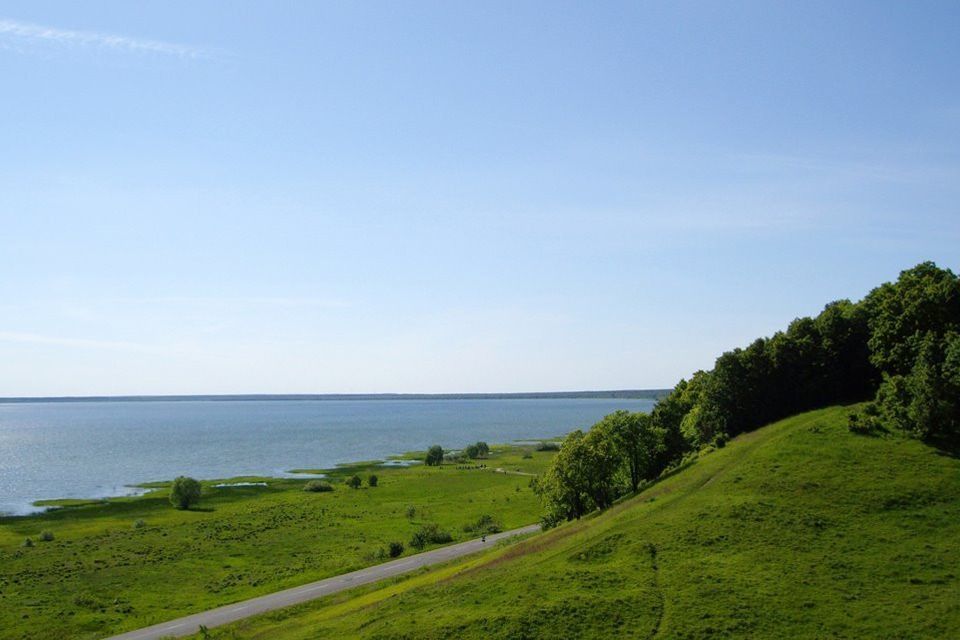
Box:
0;390;669;404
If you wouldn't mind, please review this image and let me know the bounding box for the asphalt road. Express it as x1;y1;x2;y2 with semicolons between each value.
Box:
104;523;541;640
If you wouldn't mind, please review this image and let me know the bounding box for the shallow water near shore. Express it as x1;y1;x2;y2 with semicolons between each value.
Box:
0;397;654;515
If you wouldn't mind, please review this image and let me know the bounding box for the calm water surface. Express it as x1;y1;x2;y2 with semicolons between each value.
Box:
0;398;654;515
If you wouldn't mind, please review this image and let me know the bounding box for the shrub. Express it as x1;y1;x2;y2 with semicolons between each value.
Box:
847;406;886;436
346;475;362;489
522;452;533;459
21;537;33;548
463;514;502;535
425;445;444;466
133;519;146;529
368;474;378;487
405;505;416;519
303;480;334;492
388;541;404;557
536;441;560;451
410;523;453;550
848;412;865;432
169;476;202;510
410;531;427;550
39;530;55;542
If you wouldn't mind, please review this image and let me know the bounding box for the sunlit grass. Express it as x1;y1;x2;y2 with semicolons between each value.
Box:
210;406;960;639
0;446;553;639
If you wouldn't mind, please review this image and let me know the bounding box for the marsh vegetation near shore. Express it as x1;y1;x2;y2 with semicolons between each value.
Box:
0;446;553;640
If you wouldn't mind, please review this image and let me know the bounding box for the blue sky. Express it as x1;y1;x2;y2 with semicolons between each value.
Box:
1;1;958;396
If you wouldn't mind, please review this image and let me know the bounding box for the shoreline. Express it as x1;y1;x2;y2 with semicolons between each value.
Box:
1;437;560;519
0;395;649;518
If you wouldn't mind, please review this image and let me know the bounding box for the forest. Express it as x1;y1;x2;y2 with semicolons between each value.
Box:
536;261;960;524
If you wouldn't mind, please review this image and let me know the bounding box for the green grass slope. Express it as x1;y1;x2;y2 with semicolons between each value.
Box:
213;406;960;639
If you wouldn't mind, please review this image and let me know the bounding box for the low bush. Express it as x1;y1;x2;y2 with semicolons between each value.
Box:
848;407;887;436
410;523;453;550
463;514;502;535
388;541;404;557
405;505;416;519
133;519;147;529
21;537;33;548
346;475;362;489
368;474;378;487
410;531;427;550
39;530;55;542
536;441;560;452
303;480;334;492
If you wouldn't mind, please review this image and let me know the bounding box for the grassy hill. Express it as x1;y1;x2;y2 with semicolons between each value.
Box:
211;406;960;639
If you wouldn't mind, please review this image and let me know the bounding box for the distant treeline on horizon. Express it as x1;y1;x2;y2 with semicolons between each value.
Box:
0;390;670;404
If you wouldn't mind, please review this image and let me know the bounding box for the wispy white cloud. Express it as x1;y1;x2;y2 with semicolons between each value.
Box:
0;331;161;353
0;18;209;59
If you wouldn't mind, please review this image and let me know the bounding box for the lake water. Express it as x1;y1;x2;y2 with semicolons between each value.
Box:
0;398;655;516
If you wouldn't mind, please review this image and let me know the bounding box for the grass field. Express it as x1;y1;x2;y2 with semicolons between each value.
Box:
206;406;960;639
0;445;554;640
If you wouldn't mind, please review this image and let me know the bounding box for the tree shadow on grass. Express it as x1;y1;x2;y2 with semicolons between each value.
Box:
933;447;960;460
926;432;960;459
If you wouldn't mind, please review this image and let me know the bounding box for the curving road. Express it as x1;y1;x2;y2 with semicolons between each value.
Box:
104;524;541;640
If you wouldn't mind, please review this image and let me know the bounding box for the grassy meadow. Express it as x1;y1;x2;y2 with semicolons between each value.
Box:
0;445;554;640
206;406;960;639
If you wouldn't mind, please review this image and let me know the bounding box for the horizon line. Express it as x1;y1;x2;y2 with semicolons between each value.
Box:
0;389;672;403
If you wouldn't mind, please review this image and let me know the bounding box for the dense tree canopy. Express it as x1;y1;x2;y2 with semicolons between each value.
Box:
864;262;960;375
536;262;960;525
866;264;960;449
533;428;621;525
595;410;664;493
